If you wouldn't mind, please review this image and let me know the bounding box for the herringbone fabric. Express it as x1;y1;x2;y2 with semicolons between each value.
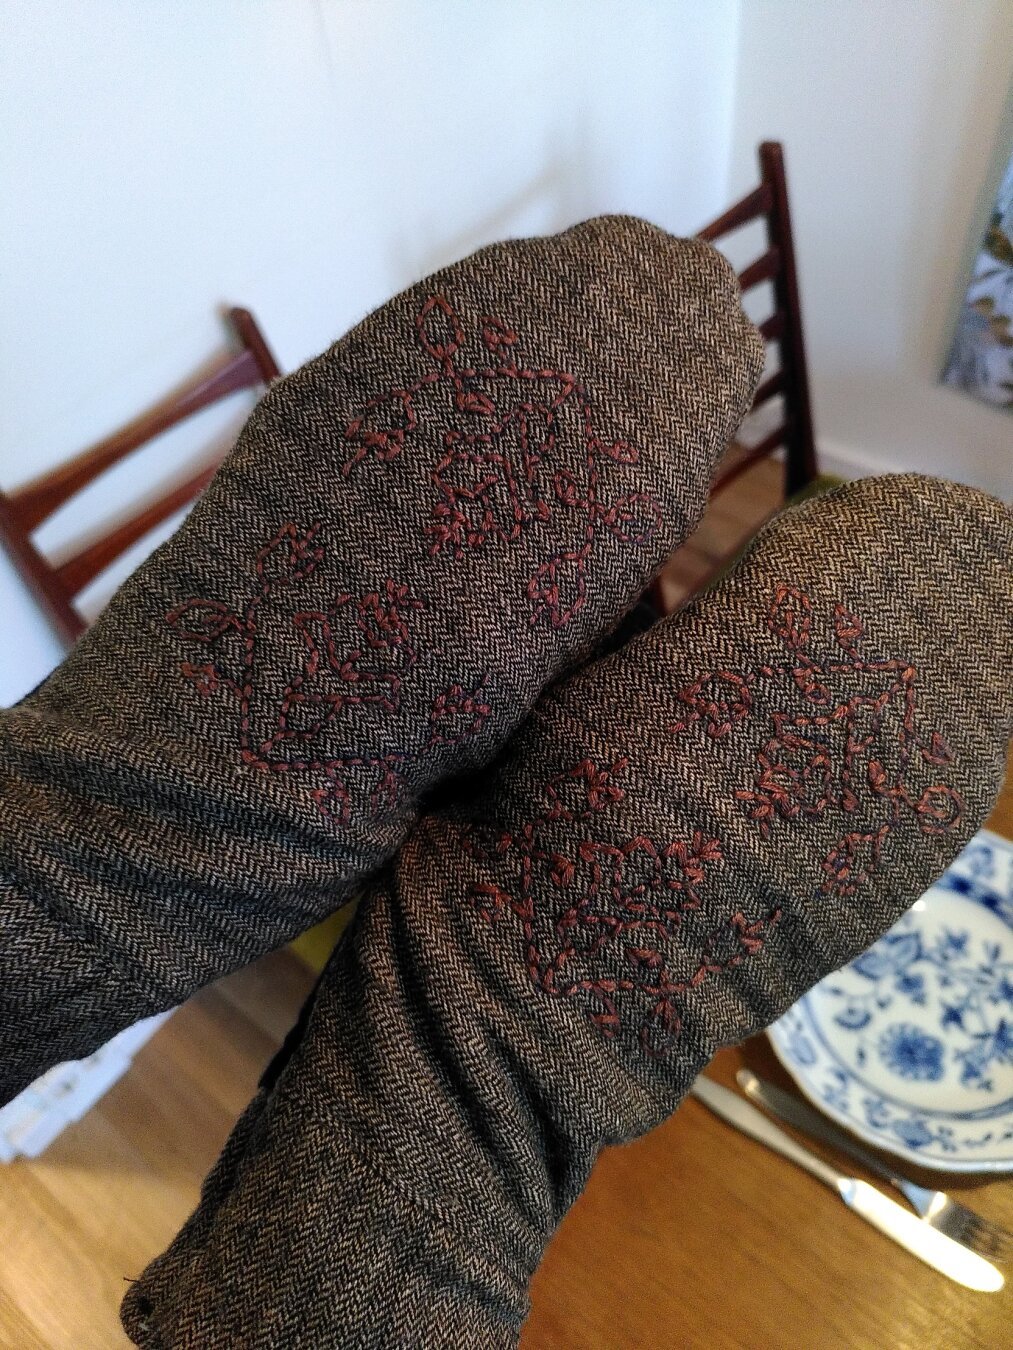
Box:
0;218;763;1106
121;475;1013;1348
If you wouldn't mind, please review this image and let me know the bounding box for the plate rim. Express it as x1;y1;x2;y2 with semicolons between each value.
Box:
767;829;1013;1176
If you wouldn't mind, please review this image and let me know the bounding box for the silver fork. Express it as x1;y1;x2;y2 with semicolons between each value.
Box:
737;1068;1013;1264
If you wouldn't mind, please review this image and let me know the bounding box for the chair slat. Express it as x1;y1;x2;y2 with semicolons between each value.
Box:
55;461;220;597
0;493;85;644
758;141;817;493
758;312;786;342
737;247;781;293
650;141;818;620
11;348;261;533
698;183;774;243
750;369;785;411
712;423;789;496
0;305;280;649
227;307;282;384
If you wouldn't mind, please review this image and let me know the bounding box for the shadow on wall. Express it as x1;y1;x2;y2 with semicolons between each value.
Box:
386;152;591;288
924;52;1013;380
814;366;1010;496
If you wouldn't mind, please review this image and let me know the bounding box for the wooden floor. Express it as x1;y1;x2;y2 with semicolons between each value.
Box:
1;459;1010;1347
0;950;317;1349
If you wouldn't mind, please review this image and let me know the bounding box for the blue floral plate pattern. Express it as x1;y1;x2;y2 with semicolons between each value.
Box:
769;830;1013;1173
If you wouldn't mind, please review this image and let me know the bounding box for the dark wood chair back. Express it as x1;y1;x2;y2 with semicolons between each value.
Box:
704;140;817;497
0;307;281;648
650;140;818;613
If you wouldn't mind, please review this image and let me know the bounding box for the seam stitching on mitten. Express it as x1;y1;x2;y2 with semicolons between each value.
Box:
272;1087;541;1281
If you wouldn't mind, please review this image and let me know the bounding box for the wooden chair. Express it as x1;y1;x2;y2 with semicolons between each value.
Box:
650;140;818;614
0;307;281;648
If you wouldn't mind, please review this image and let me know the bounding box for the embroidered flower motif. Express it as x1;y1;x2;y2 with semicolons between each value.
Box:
428;679;492;747
467;757;778;1057
344;293;664;628
167;526;485;824
670;586;965;898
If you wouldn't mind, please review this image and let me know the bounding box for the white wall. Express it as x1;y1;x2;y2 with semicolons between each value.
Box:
4;2;1011;708
0;0;741;705
730;0;1013;497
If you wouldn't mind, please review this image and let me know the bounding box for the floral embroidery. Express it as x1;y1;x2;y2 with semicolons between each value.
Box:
467;757;779;1056
670;586;965;897
344;294;663;627
166;524;489;821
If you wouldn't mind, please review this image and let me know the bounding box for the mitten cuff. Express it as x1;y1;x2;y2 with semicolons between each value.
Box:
120;1079;540;1349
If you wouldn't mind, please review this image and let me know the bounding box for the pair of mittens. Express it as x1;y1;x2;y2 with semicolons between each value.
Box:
120;474;1013;1348
0;218;763;1105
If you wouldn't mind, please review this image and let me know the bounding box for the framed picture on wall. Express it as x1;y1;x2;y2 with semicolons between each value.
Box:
943;148;1013;410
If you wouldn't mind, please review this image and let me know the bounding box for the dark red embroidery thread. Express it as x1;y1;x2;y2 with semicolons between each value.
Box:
670;586;964;896
345;294;663;628
166;525;490;822
466;758;778;1057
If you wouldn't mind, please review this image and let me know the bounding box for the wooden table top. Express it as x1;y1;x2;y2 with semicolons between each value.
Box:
522;762;1013;1349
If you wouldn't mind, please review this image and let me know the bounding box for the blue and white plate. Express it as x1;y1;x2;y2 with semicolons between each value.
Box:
769;829;1013;1174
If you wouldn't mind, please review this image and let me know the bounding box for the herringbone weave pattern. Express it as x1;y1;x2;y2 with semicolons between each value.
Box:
121;475;1013;1348
0;218;762;1105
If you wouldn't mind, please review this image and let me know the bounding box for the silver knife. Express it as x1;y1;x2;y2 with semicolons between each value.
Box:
689;1075;1004;1292
738;1067;946;1194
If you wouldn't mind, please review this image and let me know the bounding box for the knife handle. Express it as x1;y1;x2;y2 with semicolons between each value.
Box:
690;1076;843;1192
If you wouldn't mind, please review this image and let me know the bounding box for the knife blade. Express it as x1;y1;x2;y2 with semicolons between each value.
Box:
736;1067;899;1187
689;1076;1004;1293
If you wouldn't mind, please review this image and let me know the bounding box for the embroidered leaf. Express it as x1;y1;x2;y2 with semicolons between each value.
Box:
552;468;581;508
549;854;575;887
480;317;518;354
256;523;324;584
589;435;638;464
527;551;588;628
369;764;402;817
166;599;239;643
641;1001;682;1057
428;679;492;746
915;784;963;835
600;492;664;544
833;604;864;651
311;776;350;826
469;882;510;922
343;391;414;474
921;730;954;766
768;585;812;651
416;294;464;361
627;947;664;971
455;384;496;417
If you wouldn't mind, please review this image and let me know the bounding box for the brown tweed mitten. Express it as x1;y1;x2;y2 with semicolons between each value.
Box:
120;475;1013;1348
0;218;763;1105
